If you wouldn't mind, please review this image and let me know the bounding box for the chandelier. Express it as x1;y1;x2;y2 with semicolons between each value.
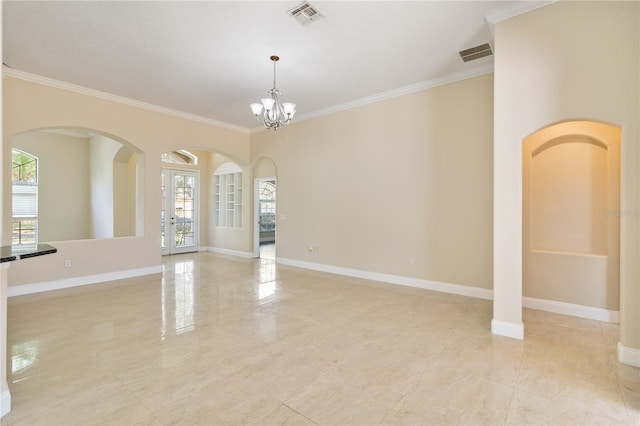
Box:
250;55;296;130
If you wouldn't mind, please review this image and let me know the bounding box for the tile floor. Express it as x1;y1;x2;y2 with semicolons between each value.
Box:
1;252;638;426
259;242;276;261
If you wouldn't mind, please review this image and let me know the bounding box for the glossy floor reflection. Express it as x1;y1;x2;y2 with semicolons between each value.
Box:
260;242;276;261
2;252;638;425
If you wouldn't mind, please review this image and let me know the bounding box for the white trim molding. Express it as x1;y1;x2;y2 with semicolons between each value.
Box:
208;247;255;259
617;342;640;368
276;257;493;301
3;68;249;134
7;265;163;297
0;389;10;418
491;319;525;340
251;64;494;134
523;297;619;324
5;63;493;139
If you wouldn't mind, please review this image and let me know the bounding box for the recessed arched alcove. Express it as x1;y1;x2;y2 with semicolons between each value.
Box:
522;121;621;314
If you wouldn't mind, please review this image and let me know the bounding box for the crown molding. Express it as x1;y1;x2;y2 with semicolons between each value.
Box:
298;63;494;124
251;63;494;133
484;1;555;36
2;67;250;134
6;64;494;137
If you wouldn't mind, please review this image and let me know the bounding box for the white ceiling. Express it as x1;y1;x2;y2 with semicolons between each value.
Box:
3;1;513;130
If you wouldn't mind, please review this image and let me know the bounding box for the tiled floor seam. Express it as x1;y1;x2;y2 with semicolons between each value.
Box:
282;403;320;426
377;393;406;425
95;349;160;424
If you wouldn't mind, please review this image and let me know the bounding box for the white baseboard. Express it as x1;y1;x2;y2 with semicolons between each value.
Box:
618;342;640;367
0;388;11;418
7;265;163;297
276;257;494;300
208;247;255;259
491;319;524;340
523;296;619;324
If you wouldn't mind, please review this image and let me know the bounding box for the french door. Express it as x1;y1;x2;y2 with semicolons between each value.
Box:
161;169;199;255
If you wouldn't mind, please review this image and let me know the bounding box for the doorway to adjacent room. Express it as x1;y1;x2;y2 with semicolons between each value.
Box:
254;177;276;260
161;169;199;255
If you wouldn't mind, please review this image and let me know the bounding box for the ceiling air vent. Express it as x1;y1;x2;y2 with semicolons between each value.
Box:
288;2;322;25
459;43;493;62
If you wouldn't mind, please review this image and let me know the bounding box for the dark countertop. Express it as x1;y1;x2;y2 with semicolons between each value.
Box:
0;244;57;263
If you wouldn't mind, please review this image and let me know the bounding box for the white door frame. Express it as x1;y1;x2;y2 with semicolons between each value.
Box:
162;168;200;255
253;176;277;258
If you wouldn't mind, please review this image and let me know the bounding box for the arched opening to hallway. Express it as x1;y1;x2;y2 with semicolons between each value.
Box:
252;157;278;261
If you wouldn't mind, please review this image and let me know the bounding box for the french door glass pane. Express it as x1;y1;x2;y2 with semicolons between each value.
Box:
161;173;167;249
174;174;195;248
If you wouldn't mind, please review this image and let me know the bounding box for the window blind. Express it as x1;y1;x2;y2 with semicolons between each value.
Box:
13;183;38;218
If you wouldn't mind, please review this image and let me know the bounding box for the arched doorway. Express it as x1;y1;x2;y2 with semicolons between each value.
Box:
252;157;278;259
522;121;621;320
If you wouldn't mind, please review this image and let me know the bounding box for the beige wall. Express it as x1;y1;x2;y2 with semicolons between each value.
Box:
13;131;92;241
113;153;137;238
252;74;494;289
493;1;639;350
253;157;277;179
3;77;250;287
89;134;119;239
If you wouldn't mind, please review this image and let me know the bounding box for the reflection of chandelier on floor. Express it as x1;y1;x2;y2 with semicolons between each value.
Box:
250;55;296;130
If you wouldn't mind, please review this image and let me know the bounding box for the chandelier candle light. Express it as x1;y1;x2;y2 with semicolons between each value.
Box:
250;55;296;130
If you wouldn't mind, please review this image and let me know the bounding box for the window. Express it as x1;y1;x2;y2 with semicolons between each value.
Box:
213;172;242;228
161;150;198;165
259;180;276;233
12;149;38;246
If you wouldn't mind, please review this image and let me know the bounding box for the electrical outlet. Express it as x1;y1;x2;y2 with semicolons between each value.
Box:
409;258;415;266
64;259;71;268
308;245;314;252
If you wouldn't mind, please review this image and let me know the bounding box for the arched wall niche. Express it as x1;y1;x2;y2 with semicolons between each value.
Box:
523;120;621;149
206;151;253;254
522;120;621;311
10;126;145;243
531;134;607;157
